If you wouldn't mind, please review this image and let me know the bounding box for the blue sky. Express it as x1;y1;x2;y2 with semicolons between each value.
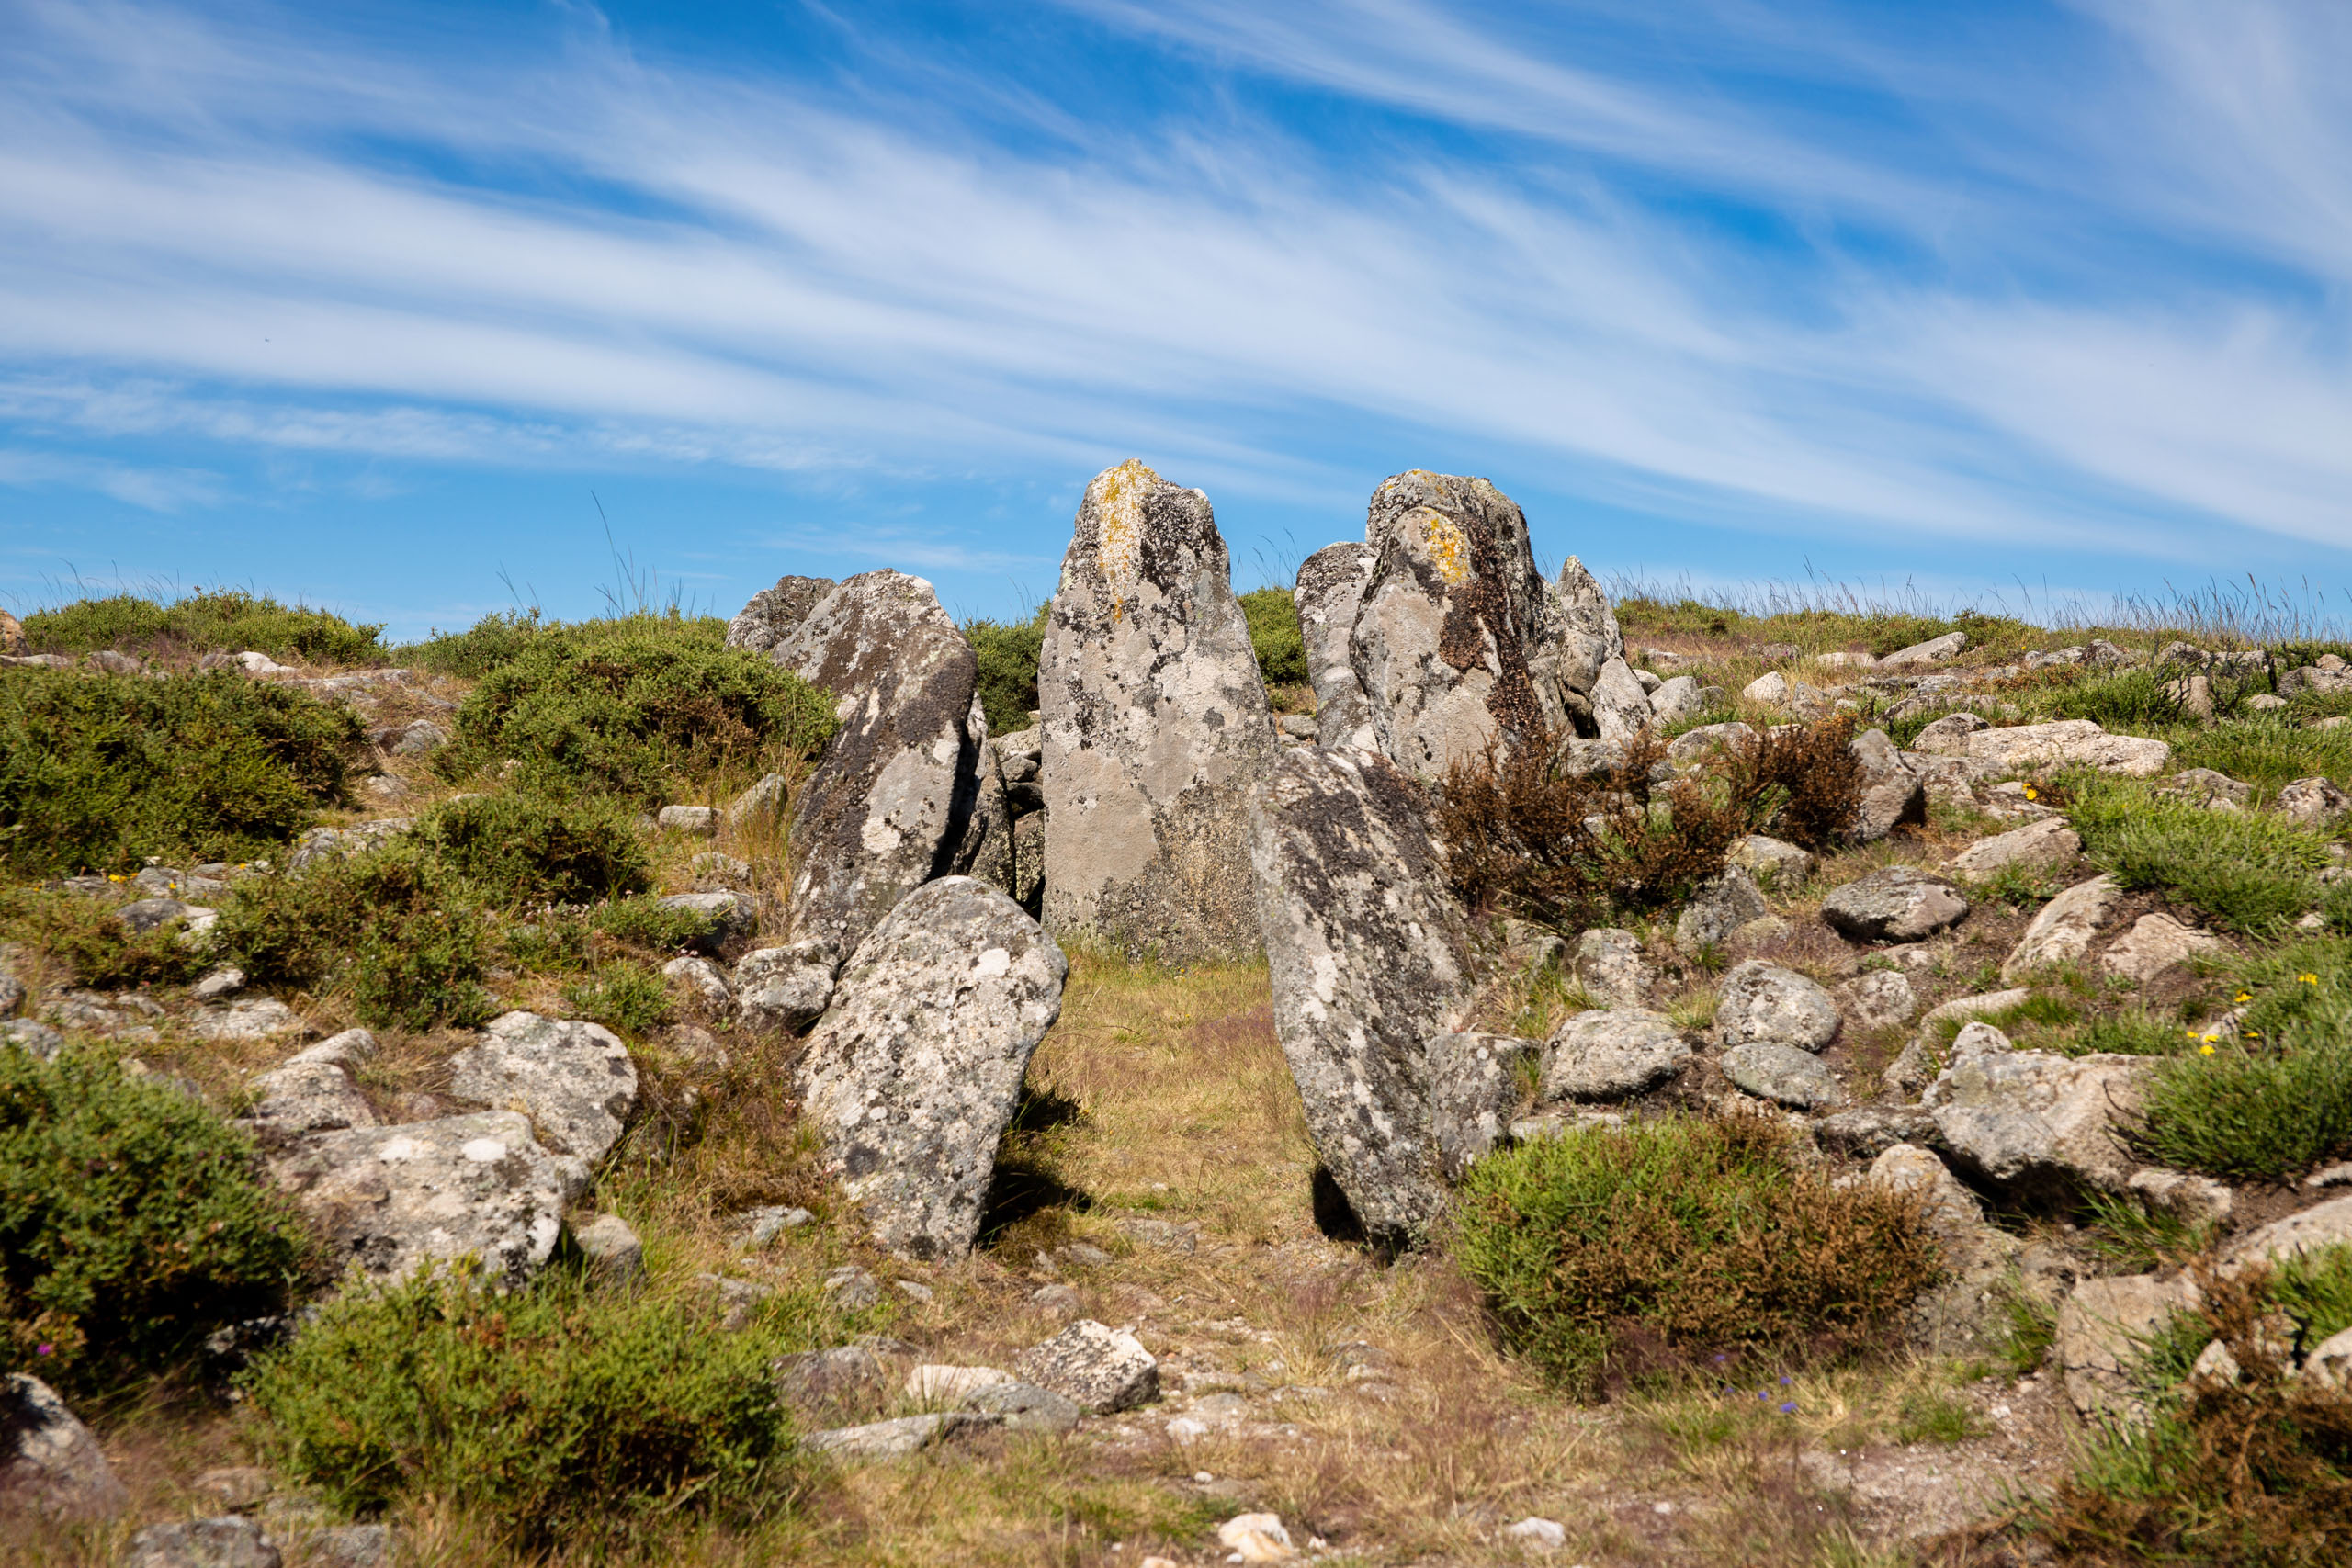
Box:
3;0;2348;639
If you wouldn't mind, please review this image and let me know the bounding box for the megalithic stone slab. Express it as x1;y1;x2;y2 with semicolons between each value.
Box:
1039;460;1276;962
1295;541;1377;750
768;570;984;963
1351;471;1567;774
1248;746;1476;1245
726;573;837;656
1538;555;1627;735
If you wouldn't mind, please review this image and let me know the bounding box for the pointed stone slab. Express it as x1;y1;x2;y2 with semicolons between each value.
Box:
1295;541;1377;750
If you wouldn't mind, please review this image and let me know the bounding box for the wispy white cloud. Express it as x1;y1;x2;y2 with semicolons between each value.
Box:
0;446;222;510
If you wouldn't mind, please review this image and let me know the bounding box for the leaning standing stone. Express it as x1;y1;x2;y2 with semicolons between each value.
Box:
767;570;987;963
1248;747;1475;1243
796;877;1067;1259
1295;542;1378;750
1039;461;1275;962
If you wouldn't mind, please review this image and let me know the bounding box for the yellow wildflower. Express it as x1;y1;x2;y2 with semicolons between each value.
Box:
2200;1043;2217;1055
2024;785;2039;800
2235;991;2253;1003
2302;973;2320;985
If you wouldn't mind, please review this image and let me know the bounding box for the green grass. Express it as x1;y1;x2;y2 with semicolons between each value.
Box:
1455;1113;1940;1393
0;666;364;875
2;1045;319;1388
2131;1025;2352;1180
561;962;673;1039
1238;586;1307;687
24;588;386;665
395;607;731;678
2067;773;2330;932
2082;1189;2216;1272
964;604;1048;735
243;1264;807;1548
1613;597;2040;660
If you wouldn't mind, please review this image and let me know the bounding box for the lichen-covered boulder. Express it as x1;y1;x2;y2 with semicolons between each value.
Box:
1012;1319;1159;1413
725;573;836;656
2002;874;2122;981
240;1029;379;1151
1;1374;128;1519
1923;1026;2147;1200
1248;747;1475;1244
1544;1009;1691;1100
1351;471;1566;774
447;1011;638;1166
1715;961;1841;1051
1720;1043;1842;1109
1295;542;1378;750
1039;461;1276;962
1822;866;1969;942
767;570;985;963
1849;728;1928;841
1430;1032;1539;1180
795;877;1067;1259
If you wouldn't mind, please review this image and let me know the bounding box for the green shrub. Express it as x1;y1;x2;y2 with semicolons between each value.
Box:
0;888;209;988
560;964;672;1039
1238;587;1308;688
396;609;731;680
215;846;493;1030
243;1266;798;1545
2131;1029;2352;1179
964;604;1049;737
1456;1114;1940;1393
435;635;833;805
410;792;650;906
1;1048;317;1388
591;896;722;954
2068;774;2329;931
25;590;385;666
0;668;363;875
2170;719;2352;803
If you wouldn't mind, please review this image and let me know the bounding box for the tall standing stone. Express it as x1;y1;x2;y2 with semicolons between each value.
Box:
1295;542;1377;750
1039;460;1276;962
766;571;985;964
1350;471;1566;774
726;574;837;657
1249;746;1476;1244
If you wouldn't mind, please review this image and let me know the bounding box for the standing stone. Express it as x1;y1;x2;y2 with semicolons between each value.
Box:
769;571;985;963
1;1374;128;1519
1849;728;1928;841
1351;471;1565;775
796;877;1067;1259
1587;656;1655;742
949;738;1018;899
1248;747;1475;1244
1295;543;1378;750
1540;556;1627;736
725;574;837;657
1039;461;1276;962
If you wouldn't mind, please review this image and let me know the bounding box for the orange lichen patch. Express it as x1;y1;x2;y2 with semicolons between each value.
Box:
1417;509;1472;586
1090;458;1158;591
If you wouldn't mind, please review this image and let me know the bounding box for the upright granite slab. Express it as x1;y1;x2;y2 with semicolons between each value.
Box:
1248;746;1476;1244
1039;460;1275;962
1295;541;1378;750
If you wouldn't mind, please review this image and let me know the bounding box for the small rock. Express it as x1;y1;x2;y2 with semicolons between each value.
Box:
191;1466;274;1510
725;772;789;831
4;1019;65;1060
384;719;446;757
905;1364;1012;1403
1813;1108;1937;1157
2002;874;2122;981
242;1047;376;1148
657;891;755;953
2221;1193;2352;1276
1544;1009;1692;1100
2102;914;2226;983
1821;866;1969;942
1648;674;1707;724
307;1526;391;1568
1216;1513;1295;1563
1838;970;1917;1030
114;896;194;933
1116;1217;1200;1253
2127;1168;2233;1226
2156;768;2252;809
0;1373;128;1519
732;1205;814;1249
774;1346;887;1409
1728;834;1814;889
1012;1319;1159;1413
1849;728;1928;841
1675;866;1770;949
1714;960;1840;1051
734;940;838;1033
1570;927;1652;1008
2277;776;2352;830
1945;818;2082;879
191;965;247;1002
2301;1325;2352;1392
1911;712;1989;754
1879;631;1967;668
1666;721;1756;766
1430;1031;1541;1179
656;805;719;836
191;998;304;1043
896;1280;934;1304
2057;1274;2197;1421
572;1213;643;1278
1742;671;1791;705
690;851;752;885
127;1517;282;1568
803;1411;1000;1459
823;1266;882;1311
1503;1516;1567;1552
662;954;732;1008
964;1378;1081;1434
1720;1043;1843;1109
1030;1282;1083;1314
1965;719;2171;778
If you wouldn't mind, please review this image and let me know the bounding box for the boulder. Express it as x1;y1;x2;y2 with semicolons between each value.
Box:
1666;720;1756;766
2001;874;2123;981
1248;747;1475;1243
268;1111;582;1287
656;805;718;836
803;1412;1001;1459
189;998;303;1043
1349;471;1565;773
1720;1043;1842;1109
1849;728;1928;841
1714;960;1840;1051
1674;866;1770;949
1649;674;1708;725
1588;657;1654;742
1570;927;1652;1009
127;1518;282;1568
0;1374;128;1519
572;1213;643;1278
241;1032;379;1149
1815;1108;1938;1157
1868;1142;2030;1354
1038;461;1276;962
662;954;732;1009
1541;555;1630;739
796;877;1067;1258
1742;671;1790;705
1963;720;2171;778
658;890;755;953
1911;712;1989;755
2276;775;2352;830
1295;542;1378;750
2221;1194;2352;1277
734;941;838;1033
1012;1319;1159;1413
448;1011;638;1166
1728;835;1814;890
1838;970;1917;1031
1879;631;1968;668
2156;768;2251;810
2102;914;2226;983
2058;1274;2197;1422
724;573;836;656
1821;867;1968;942
1429;1032;1539;1180
1945;819;2082;880
1924;1034;2147;1201
1544;1009;1692;1100
768;570;984;963
963;1379;1081;1435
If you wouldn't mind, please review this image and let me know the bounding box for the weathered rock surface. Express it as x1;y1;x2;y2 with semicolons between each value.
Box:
1571;927;1652;1009
288;818;412;872
768;570;983;963
2101;914;2226;983
2059;1274;2197;1421
724;573;836;656
1295;542;1378;750
1012;1319;1159;1413
572;1213;642;1278
448;1011;638;1166
1543;556;1629;737
1869;1144;2024;1353
1822;867;1969;942
657;891;754;953
2222;1194;2352;1276
733;941;839;1033
1849;728;1928;841
1964;720;2171;778
796;877;1067;1259
241;1030;379;1149
1675;866;1770;948
1666;720;1755;766
2001;874;2122;981
1587;655;1654;742
1350;471;1562;773
1;1374;128;1519
1715;961;1840;1051
964;1379;1082;1434
1721;1043;1842;1108
1880;631;1967;668
1945;819;2082;879
773;1346;887;1411
1038;461;1276;962
270;1111;583;1287
662;954;731;1009
1248;747;1474;1242
1923;1027;2146;1200
2277;775;2352;829
1911;712;1989;755
1648;673;1708;726
1544;1009;1691;1100
127;1517;282;1568
803;1412;1001;1459
1838;970;1918;1031
1729;835;1814;889
189;998;303;1043
1430;1032;1538;1179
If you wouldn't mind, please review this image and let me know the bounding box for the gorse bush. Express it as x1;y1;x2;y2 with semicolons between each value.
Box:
244;1266;799;1545
1238;587;1308;687
965;604;1048;736
436;634;834;805
395;607;733;680
0;668;363;875
1456;1113;1939;1393
25;589;386;666
2069;774;2330;931
1;1048;317;1389
410;791;651;906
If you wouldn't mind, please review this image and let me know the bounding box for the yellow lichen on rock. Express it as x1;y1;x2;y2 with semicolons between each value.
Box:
1091;459;1159;591
1417;508;1471;585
